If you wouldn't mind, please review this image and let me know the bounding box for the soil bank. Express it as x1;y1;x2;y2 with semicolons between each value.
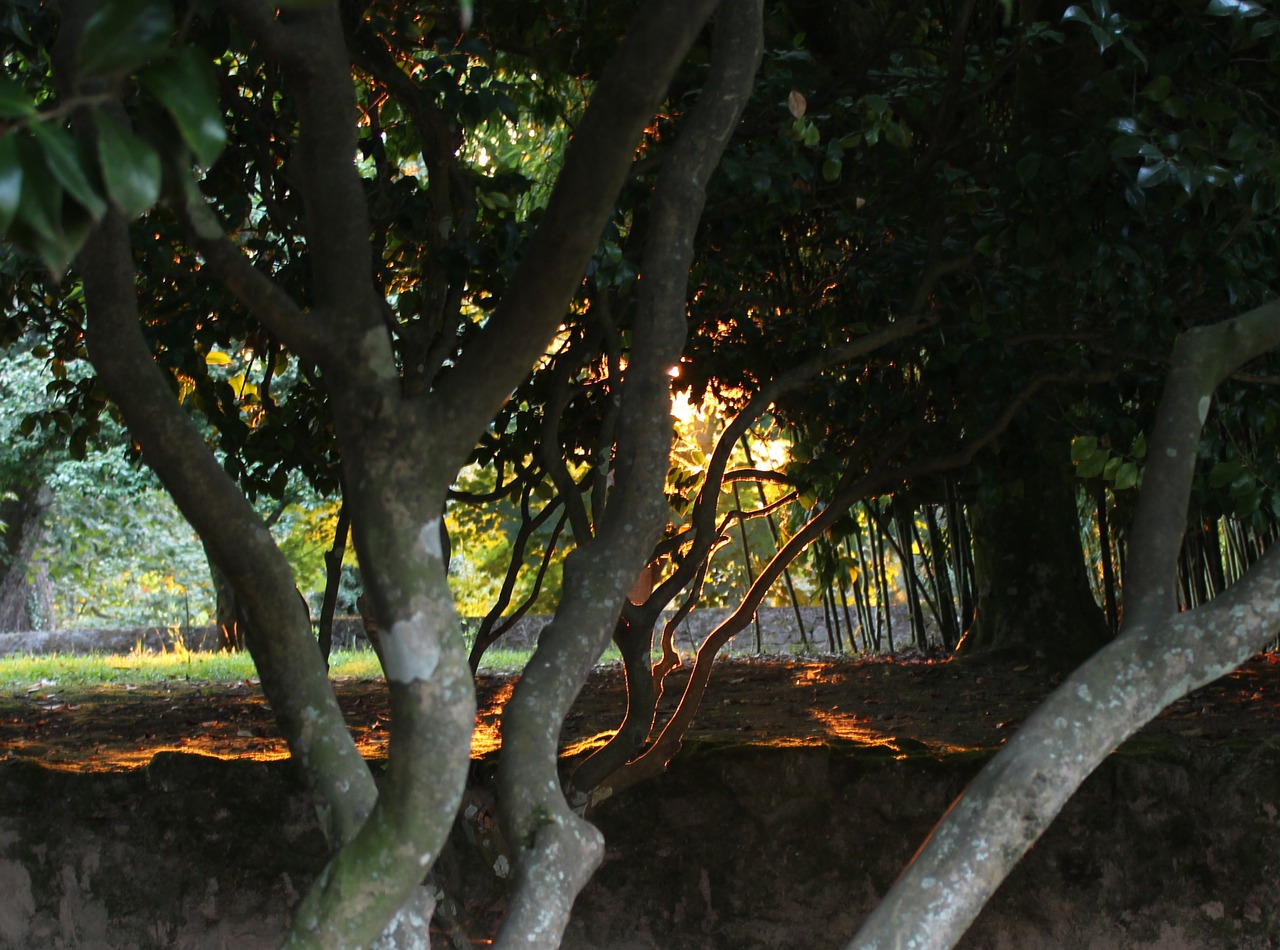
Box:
1;739;1278;949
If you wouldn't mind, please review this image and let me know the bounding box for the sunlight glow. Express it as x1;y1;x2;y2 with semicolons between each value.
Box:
471;680;516;757
560;730;618;758
28;743;291;773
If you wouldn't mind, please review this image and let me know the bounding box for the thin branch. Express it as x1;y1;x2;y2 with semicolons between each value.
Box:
172;176;335;365
437;0;723;463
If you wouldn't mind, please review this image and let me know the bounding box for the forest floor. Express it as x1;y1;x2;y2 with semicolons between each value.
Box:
3;651;1280;771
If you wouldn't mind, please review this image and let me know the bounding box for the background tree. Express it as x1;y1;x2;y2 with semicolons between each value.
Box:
4;0;1280;946
0;346;58;631
1;0;759;943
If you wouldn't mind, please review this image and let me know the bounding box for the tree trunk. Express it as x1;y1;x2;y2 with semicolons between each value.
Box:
492;7;761;944
204;541;247;651
959;431;1109;665
0;482;53;632
848;300;1280;950
316;502;350;666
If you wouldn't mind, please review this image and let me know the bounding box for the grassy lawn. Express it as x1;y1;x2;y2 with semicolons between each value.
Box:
0;642;622;691
0;647;371;690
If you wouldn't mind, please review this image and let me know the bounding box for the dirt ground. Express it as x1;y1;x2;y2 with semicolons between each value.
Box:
5;652;1280;948
3;651;1280;771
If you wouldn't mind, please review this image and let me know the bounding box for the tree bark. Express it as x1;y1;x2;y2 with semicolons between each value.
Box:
958;422;1109;665
491;4;762;946
847;299;1280;950
0;482;53;632
316;502;350;666
54;0;773;941
203;541;246;651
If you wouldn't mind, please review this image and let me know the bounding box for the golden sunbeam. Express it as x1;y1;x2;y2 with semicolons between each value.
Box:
808;708;983;759
471;679;516;758
560;730;618;758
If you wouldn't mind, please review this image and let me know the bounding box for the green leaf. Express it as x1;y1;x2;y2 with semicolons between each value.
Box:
1130;431;1147;459
1229;472;1257;498
1103;455;1124;480
9;135;98;275
1136;161;1171;188
1070;435;1099;461
1076;452;1107;479
0;77;36;120
1118;36;1147;71
1208;460;1246;488
1140;75;1173;102
1206;0;1263;16
1062;5;1093;24
0;135;22;233
1016;152;1041;186
34;210;94;279
93;110;161;219
1113;462;1139;491
821;158;841;182
28;123;107;220
78;0;174;79
138;47;227;168
15;136;63;242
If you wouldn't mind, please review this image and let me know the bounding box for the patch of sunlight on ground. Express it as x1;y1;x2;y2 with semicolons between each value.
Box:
809;708;984;758
36;744;293;773
560;730;618;758
789;661;848;688
472;680;516;757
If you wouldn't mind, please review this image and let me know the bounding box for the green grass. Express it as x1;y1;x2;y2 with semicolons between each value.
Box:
0;641;621;691
0;647;379;691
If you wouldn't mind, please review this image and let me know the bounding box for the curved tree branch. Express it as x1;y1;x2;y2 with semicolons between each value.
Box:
173;178;337;366
490;3;763;946
589;361;1114;803
434;0;724;470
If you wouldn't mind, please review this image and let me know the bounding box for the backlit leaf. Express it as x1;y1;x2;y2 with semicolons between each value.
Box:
1070;435;1099;461
1113;462;1139;491
1076;453;1107;479
787;89;806;119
